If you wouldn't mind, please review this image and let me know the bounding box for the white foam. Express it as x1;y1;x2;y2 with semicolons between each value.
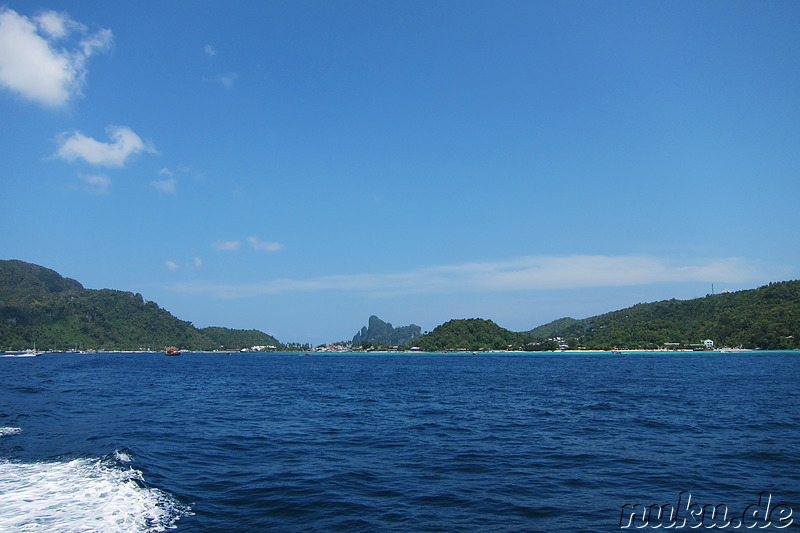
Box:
0;456;191;532
0;427;22;437
114;450;134;463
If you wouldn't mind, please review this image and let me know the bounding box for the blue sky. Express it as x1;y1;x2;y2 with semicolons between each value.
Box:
2;1;799;344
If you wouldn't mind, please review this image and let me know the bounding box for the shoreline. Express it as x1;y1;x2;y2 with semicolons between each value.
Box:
3;348;794;357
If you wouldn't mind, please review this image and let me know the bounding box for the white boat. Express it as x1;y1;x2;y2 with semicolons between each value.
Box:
22;343;43;356
4;347;42;357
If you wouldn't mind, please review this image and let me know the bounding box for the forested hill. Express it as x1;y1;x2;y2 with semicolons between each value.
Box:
532;280;800;350
415;281;800;351
415;319;523;352
0;260;281;351
3;259;798;352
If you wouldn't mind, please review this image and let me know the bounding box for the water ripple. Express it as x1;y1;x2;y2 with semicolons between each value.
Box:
1;352;798;531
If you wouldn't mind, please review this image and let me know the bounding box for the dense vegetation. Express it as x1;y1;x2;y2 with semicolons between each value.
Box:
352;315;421;348
200;327;280;351
415;281;800;351
0;260;282;351
3;260;798;352
531;281;800;350
415;319;524;352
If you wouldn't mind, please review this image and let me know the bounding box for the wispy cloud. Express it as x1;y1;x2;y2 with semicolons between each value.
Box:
77;173;110;194
168;255;779;300
55;125;156;167
151;168;177;193
0;7;112;107
202;72;238;89
201;44;236;88
213;237;284;252
216;72;237;89
35;11;71;39
165;257;203;271
213;240;242;252
247;237;284;252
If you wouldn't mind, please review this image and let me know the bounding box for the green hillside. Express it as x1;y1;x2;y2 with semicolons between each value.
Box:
0;260;281;351
532;281;800;350
201;327;281;351
415;318;524;352
414;281;800;351
3;259;798;352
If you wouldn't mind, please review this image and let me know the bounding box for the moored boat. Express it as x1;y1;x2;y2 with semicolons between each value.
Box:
165;347;181;356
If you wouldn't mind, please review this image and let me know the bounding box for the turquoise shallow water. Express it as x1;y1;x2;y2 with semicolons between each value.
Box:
1;351;798;531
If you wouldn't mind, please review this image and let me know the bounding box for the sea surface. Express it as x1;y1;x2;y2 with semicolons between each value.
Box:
1;351;798;532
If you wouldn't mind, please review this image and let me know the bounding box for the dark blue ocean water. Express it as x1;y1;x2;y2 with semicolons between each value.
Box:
1;351;798;532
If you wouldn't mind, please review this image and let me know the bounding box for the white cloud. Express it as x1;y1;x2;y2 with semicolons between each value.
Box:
77;173;110;194
203;72;237;89
151;177;176;193
78;27;113;57
0;7;112;107
165;258;203;271
217;72;237;89
55;125;156;167
214;240;242;252
247;237;284;252
35;11;72;39
151;168;176;193
213;237;283;252
168;255;777;300
204;44;216;58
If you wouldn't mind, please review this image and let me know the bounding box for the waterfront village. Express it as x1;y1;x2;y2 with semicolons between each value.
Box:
3;338;737;356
